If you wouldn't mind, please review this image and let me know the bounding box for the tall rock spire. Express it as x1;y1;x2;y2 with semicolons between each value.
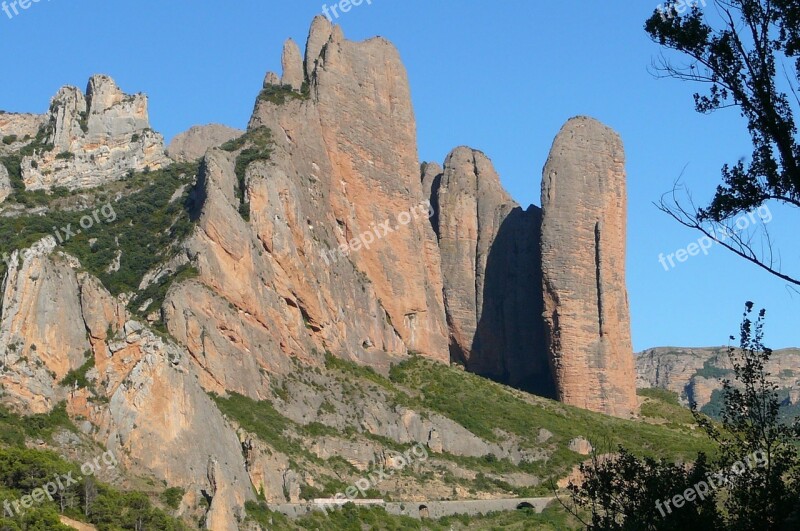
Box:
540;116;638;417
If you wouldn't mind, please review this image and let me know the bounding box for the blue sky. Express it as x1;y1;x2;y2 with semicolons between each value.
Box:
1;1;797;351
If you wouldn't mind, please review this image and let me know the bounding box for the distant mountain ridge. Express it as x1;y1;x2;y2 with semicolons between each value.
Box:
636;346;800;419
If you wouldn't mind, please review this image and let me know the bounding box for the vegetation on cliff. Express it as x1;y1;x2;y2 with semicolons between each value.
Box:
0;161;198;296
0;407;187;530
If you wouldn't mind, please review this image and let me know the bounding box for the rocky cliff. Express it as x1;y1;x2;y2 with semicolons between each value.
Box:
540;117;638;417
0;162;10;203
12;75;168;191
167;124;244;162
0;16;643;529
433;147;553;396
637;346;800;413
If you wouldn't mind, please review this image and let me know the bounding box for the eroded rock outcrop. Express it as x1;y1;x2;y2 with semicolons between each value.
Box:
434;147;553;396
20;75;168;191
0;239;90;413
167;124;243;162
0;238;253;530
0;112;45;148
280;38;305;91
540;117;637;417
234;15;449;367
0;163;10;203
637;346;800;409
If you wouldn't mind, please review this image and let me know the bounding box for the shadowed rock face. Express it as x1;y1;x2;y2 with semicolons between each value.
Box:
433;148;554;397
167;124;243;162
476;206;553;396
540;116;638;417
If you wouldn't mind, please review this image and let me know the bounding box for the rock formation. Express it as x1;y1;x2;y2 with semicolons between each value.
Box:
540;116;638;417
245;16;450;363
20;75;168;191
433;147;553;396
0;20;638;417
0;112;45;149
280;39;305;91
0;17;645;528
167;124;243;162
637;346;800;410
0;238;254;529
0;163;10;203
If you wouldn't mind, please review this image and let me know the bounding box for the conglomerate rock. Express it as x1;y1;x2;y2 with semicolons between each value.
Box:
434;147;553;396
540;116;638;417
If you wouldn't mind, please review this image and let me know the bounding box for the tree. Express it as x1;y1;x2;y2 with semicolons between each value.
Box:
559;446;720;530
559;303;800;529
691;302;800;528
82;477;97;519
645;0;800;285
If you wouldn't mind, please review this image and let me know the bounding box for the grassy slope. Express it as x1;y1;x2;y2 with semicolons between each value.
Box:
218;356;712;530
389;357;713;475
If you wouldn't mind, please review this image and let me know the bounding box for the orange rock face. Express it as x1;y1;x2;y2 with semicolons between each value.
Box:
540;117;638;417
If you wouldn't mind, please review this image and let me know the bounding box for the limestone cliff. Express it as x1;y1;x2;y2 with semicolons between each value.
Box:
0;239;253;530
19;75;168;191
540;116;638;417
0;112;45;147
637;346;800;411
167;124;243;162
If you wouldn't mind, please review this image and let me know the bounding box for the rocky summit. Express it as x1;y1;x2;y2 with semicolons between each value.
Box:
541;117;638;417
0;16;650;530
1;75;169;192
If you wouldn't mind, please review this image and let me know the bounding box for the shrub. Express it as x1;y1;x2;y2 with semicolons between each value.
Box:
221;126;273;221
256;84;308;106
60;355;96;391
160;487;185;510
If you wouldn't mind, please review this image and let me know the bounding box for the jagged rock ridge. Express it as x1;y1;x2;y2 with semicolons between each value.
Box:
0;17;642;529
12;75;168;191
